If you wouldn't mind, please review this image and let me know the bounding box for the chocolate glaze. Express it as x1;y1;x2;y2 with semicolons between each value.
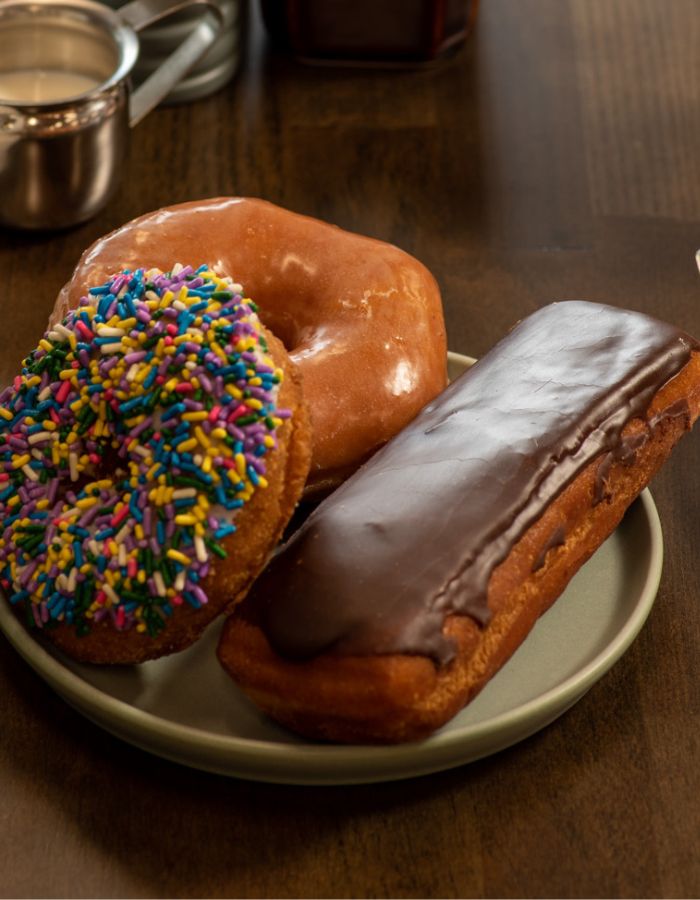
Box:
594;397;692;503
245;301;698;665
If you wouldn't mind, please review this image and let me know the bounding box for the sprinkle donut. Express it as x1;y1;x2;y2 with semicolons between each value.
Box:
54;198;448;494
0;265;310;664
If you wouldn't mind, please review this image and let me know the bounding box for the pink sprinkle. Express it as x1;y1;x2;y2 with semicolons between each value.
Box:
174;383;194;393
110;506;129;528
55;380;71;404
228;404;248;421
75;321;94;341
208;405;221;422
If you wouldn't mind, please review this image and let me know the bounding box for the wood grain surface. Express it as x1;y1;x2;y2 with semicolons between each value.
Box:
1;1;699;897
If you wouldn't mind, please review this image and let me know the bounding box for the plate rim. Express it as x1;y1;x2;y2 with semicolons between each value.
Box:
0;352;664;784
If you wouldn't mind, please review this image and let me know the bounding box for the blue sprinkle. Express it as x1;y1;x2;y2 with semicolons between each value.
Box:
73;541;83;568
183;591;202;609
161;402;186;421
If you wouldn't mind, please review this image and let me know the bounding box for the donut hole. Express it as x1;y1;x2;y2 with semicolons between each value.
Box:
52;443;128;506
257;307;302;352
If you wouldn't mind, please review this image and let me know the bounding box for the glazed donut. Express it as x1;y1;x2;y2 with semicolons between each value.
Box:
0;265;310;664
218;302;700;743
54;198;448;494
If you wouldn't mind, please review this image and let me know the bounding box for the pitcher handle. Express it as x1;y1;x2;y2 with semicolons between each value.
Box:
118;0;224;126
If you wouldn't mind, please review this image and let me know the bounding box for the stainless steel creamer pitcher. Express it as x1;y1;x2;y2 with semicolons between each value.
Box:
0;0;223;229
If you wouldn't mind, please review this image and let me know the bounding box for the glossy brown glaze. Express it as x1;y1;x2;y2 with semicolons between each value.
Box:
249;301;698;665
55;197;448;493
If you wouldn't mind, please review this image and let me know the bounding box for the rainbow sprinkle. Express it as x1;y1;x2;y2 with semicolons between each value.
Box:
0;265;289;637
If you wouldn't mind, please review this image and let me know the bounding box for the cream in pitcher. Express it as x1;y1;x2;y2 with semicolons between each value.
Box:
0;0;223;230
0;69;101;104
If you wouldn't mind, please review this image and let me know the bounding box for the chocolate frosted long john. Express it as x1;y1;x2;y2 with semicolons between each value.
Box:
249;301;699;665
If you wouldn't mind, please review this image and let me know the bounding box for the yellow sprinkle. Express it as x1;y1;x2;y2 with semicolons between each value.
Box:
174;514;197;526
134;366;151;384
235;453;246;477
177;438;197;453
210;341;228;362
183;411;208;422
167;549;190;565
0;408;13;421
12;454;30;469
194;426;210;448
75;497;98;510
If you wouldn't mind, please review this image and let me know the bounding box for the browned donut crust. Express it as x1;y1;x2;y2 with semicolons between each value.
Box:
217;311;700;744
33;329;311;665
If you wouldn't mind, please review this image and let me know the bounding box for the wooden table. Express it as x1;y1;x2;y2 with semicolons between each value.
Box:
2;1;699;896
